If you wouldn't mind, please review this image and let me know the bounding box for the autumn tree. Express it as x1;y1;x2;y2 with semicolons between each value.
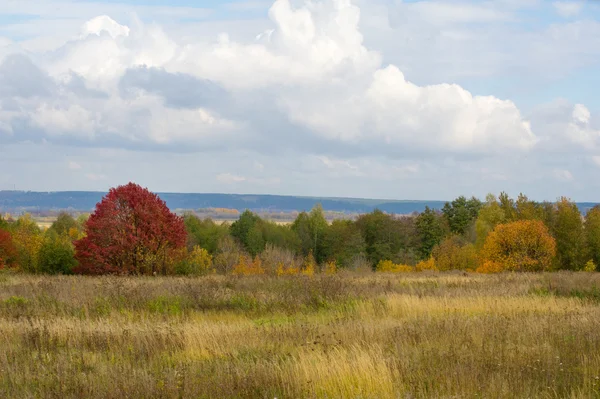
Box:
552;197;586;270
480;220;556;272
74;183;187;275
11;214;43;273
0;228;17;269
432;235;478;271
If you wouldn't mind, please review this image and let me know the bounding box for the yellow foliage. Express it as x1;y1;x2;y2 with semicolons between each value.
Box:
432;236;479;271
475;260;505;274
376;260;414;273
324;260;337;275
415;257;438;272
232;255;265;276
68;227;84;241
584;260;597;273
301;252;316;277
276;262;300;276
480;220;555;272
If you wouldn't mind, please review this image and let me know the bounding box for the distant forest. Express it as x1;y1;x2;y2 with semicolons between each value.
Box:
0;191;598;215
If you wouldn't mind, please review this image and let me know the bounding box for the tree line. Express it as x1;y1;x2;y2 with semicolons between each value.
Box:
0;183;598;275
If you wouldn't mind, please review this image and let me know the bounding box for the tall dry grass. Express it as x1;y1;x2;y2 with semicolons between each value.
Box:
1;271;600;398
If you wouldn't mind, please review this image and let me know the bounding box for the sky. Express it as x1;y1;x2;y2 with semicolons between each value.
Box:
0;0;600;201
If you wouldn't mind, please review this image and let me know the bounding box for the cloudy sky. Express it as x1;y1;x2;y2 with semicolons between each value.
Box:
0;0;599;201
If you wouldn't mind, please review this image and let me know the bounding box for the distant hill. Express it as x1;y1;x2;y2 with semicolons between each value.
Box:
1;191;597;215
0;191;447;214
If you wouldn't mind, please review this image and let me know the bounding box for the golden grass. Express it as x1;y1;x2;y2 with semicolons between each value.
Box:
1;272;600;398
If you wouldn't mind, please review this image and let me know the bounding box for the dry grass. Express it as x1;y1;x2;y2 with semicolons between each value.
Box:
1;271;600;398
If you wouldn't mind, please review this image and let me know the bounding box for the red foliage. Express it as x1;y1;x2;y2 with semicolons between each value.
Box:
0;228;17;269
74;183;187;275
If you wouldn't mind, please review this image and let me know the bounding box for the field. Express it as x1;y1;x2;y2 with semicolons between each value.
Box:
1;272;600;398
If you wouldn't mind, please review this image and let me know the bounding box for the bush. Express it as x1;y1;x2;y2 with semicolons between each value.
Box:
232;255;265;275
432;236;478;271
415;257;438;272
175;246;214;276
376;260;414;273
38;234;77;274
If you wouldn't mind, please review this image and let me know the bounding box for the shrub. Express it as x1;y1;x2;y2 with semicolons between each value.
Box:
584;260;597;273
38;233;77;275
324;260;337;275
232;255;265;275
376;260;414;273
415;257;438;272
432;236;478;271
175;246;214;276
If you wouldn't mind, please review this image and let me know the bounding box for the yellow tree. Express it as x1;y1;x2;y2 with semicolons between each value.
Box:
11;214;43;273
479;220;556;272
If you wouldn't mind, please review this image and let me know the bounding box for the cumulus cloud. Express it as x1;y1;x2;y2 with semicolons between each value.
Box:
0;0;540;160
553;1;584;17
0;0;599;200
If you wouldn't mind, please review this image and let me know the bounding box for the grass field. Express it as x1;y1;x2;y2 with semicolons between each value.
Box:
1;272;600;398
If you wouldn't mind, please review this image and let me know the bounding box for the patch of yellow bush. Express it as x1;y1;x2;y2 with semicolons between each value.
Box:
232;255;265;275
415;257;438;272
376;260;414;273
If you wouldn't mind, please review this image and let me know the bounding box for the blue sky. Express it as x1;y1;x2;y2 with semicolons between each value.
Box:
0;0;600;201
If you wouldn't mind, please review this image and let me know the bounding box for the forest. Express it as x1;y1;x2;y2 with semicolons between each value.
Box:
0;182;598;275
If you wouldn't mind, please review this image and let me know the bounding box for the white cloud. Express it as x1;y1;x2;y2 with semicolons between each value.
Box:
81;15;130;39
216;172;280;186
68;161;82;170
553;1;584;17
86;173;108;181
0;0;539;158
553;169;574;181
0;0;599;200
216;173;247;184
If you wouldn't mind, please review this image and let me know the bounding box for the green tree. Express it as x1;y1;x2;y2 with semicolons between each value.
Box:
585;206;600;267
475;194;506;249
184;214;230;254
498;192;517;222
38;231;77;274
515;193;542;221
415;206;447;260
230;210;263;254
292;204;328;262
48;212;78;237
552;197;586;270
322;220;366;267
356;210;418;266
442;196;482;236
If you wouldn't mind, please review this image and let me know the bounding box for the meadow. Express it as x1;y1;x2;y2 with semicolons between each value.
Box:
1;271;600;398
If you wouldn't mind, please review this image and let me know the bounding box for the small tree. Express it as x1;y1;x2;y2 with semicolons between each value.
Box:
175;246;214;276
0;228;17;269
74;183;187;275
479;220;556;272
38;232;77;274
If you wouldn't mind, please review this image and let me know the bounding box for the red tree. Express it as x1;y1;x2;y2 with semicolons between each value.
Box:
74;183;187;275
0;228;18;269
